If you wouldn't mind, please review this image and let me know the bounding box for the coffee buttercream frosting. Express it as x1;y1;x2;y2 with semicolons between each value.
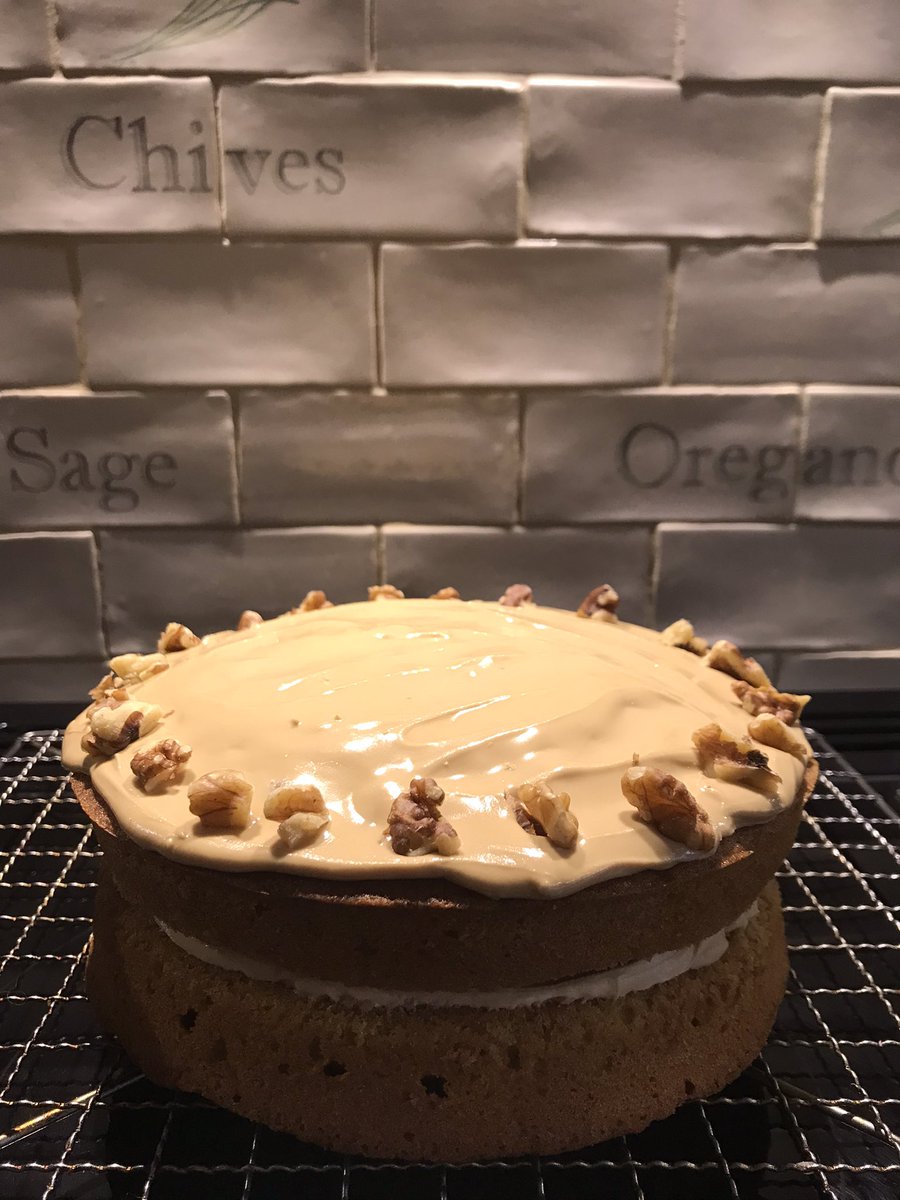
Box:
63;599;809;898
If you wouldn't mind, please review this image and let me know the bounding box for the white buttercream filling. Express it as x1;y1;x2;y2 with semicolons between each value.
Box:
157;901;758;1011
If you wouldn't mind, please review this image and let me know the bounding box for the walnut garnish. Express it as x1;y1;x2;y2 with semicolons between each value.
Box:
294;590;333;613
660;618;709;656
386;777;459;856
748;714;809;762
88;672;125;705
705;640;771;688
692;722;781;798
369;584;404;601
108;652;169;686
131;739;192;792
264;779;326;821
576;584;619;621
237;609;263;630
732;681;809;726
621;759;717;852
188;771;253;829
85;700;163;756
508;781;579;850
157;622;201;653
430;586;461;600
498;583;533;607
278;810;330;849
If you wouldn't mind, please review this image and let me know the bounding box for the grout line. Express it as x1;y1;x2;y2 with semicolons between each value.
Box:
648;523;663;627
64;242;88;388
212;80;227;239
672;0;687;81
375;526;385;585
660;243;680;385
45;0;62;76
90;531;111;659
515;393;526;524
517;82;530;240
372;244;385;387
811;90;834;241
229;390;243;526
366;0;376;71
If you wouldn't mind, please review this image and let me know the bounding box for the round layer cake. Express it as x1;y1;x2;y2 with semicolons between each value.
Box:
64;589;816;1161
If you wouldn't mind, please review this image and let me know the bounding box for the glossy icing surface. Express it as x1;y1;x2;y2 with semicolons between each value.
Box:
63;599;808;898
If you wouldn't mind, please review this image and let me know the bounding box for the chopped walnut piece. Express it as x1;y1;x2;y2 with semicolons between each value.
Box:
157;622;201;653
660;618;709;656
748;714;809;762
108;652;169;686
498;583;533;607
295;590;333;613
368;584;405;601
386;776;460;856
86;701;163;756
278;810;330;849
692;722;781;798
88;672;125;705
576;584;620;621
188;771;253;830
705;640;772;688
131;739;192;792
430;587;461;600
508;780;579;850
621;761;717;852
237;609;264;631
264;779;325;821
732;681;810;726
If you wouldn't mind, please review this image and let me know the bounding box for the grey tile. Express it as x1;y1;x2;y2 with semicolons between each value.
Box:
0;78;219;234
797;387;900;521
0;0;51;70
99;527;378;652
0;390;237;529
684;0;900;83
383;524;653;622
56;0;366;73
240;390;518;526
0;659;107;705
822;88;900;239
382;242;668;388
79;241;374;387
221;78;521;238
780;651;900;692
674;244;900;385
527;80;820;238
656;523;900;650
0;532;104;659
523;388;800;522
0;245;78;388
375;0;676;75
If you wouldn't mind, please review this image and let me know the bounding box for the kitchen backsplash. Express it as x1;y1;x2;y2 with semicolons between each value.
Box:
1;0;898;701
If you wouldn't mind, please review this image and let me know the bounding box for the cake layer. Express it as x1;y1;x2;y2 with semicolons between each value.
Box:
88;875;787;1161
63;599;811;898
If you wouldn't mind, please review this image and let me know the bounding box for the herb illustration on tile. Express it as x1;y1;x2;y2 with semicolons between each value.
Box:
116;0;299;61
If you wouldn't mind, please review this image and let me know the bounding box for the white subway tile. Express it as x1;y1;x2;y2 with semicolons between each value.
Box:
674;244;900;385
240;391;518;525
79;241;374;387
523;388;800;522
382;243;668;387
0;0;51;70
0;79;219;235
822;89;900;239
797;388;900;521
656;523;900;649
56;0;365;73
684;0;900;83
221;78;521;238
383;525;653;621
0;532;103;658
0;390;237;528
0;658;108;705
376;0;675;75
780;651;900;692
0;245;78;387
527;80;819;238
100;527;378;653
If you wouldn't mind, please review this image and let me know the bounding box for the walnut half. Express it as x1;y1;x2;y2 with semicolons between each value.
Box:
430;586;461;600
498;583;533;607
157;622;201;653
131;739;192;792
660;618;709;656
108;652;169;685
85;700;163;756
576;584;619;621
749;714;809;762
237;609;264;630
369;584;405;601
705;640;772;688
294;590;333;613
508;780;579;850
386;777;459;856
621;760;717;852
188;771;253;830
692;722;781;798
732;681;810;726
264;779;326;821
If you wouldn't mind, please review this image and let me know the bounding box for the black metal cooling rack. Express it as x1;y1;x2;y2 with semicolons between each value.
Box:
0;729;899;1200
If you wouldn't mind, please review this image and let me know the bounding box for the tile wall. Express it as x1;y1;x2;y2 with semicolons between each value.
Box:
0;0;898;701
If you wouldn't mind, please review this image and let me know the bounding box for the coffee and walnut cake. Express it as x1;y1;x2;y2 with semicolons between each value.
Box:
63;585;816;1161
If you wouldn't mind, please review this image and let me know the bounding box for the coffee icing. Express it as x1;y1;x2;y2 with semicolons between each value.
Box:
62;599;808;898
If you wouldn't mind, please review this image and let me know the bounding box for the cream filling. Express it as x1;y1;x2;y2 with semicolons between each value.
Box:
157;901;758;1011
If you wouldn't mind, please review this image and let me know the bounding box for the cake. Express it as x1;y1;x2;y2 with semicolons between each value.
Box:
63;584;816;1161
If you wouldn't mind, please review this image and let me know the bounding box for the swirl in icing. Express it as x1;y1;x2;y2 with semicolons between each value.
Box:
62;599;809;898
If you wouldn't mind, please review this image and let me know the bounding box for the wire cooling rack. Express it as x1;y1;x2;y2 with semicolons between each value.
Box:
0;730;898;1199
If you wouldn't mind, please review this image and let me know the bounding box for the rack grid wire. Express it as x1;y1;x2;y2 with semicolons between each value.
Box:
0;728;898;1200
